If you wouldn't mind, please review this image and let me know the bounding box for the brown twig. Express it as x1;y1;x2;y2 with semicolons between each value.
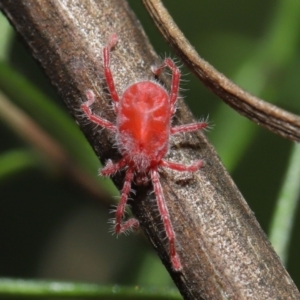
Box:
0;1;299;299
143;0;300;143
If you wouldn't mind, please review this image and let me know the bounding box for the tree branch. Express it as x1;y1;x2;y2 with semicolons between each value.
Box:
143;0;300;143
1;1;299;299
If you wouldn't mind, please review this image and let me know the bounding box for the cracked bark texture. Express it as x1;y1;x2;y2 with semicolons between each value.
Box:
0;1;299;299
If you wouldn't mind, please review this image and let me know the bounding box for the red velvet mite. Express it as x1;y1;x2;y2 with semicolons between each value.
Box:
81;34;207;270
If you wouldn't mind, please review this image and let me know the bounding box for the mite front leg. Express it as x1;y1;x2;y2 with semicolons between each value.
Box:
81;89;117;132
103;34;120;108
152;58;180;115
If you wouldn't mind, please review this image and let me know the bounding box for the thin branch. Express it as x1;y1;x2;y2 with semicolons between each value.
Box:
0;1;299;299
143;0;300;143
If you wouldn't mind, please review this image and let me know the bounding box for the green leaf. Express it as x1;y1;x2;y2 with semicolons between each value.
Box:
0;278;181;299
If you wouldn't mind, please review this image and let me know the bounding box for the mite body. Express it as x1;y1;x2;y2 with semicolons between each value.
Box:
81;34;207;270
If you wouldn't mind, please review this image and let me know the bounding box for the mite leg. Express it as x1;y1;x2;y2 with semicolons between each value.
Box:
103;34;120;108
161;159;203;172
81;89;117;132
152;58;180;116
151;169;182;271
100;160;139;234
114;167;139;234
171;122;207;135
100;158;127;177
